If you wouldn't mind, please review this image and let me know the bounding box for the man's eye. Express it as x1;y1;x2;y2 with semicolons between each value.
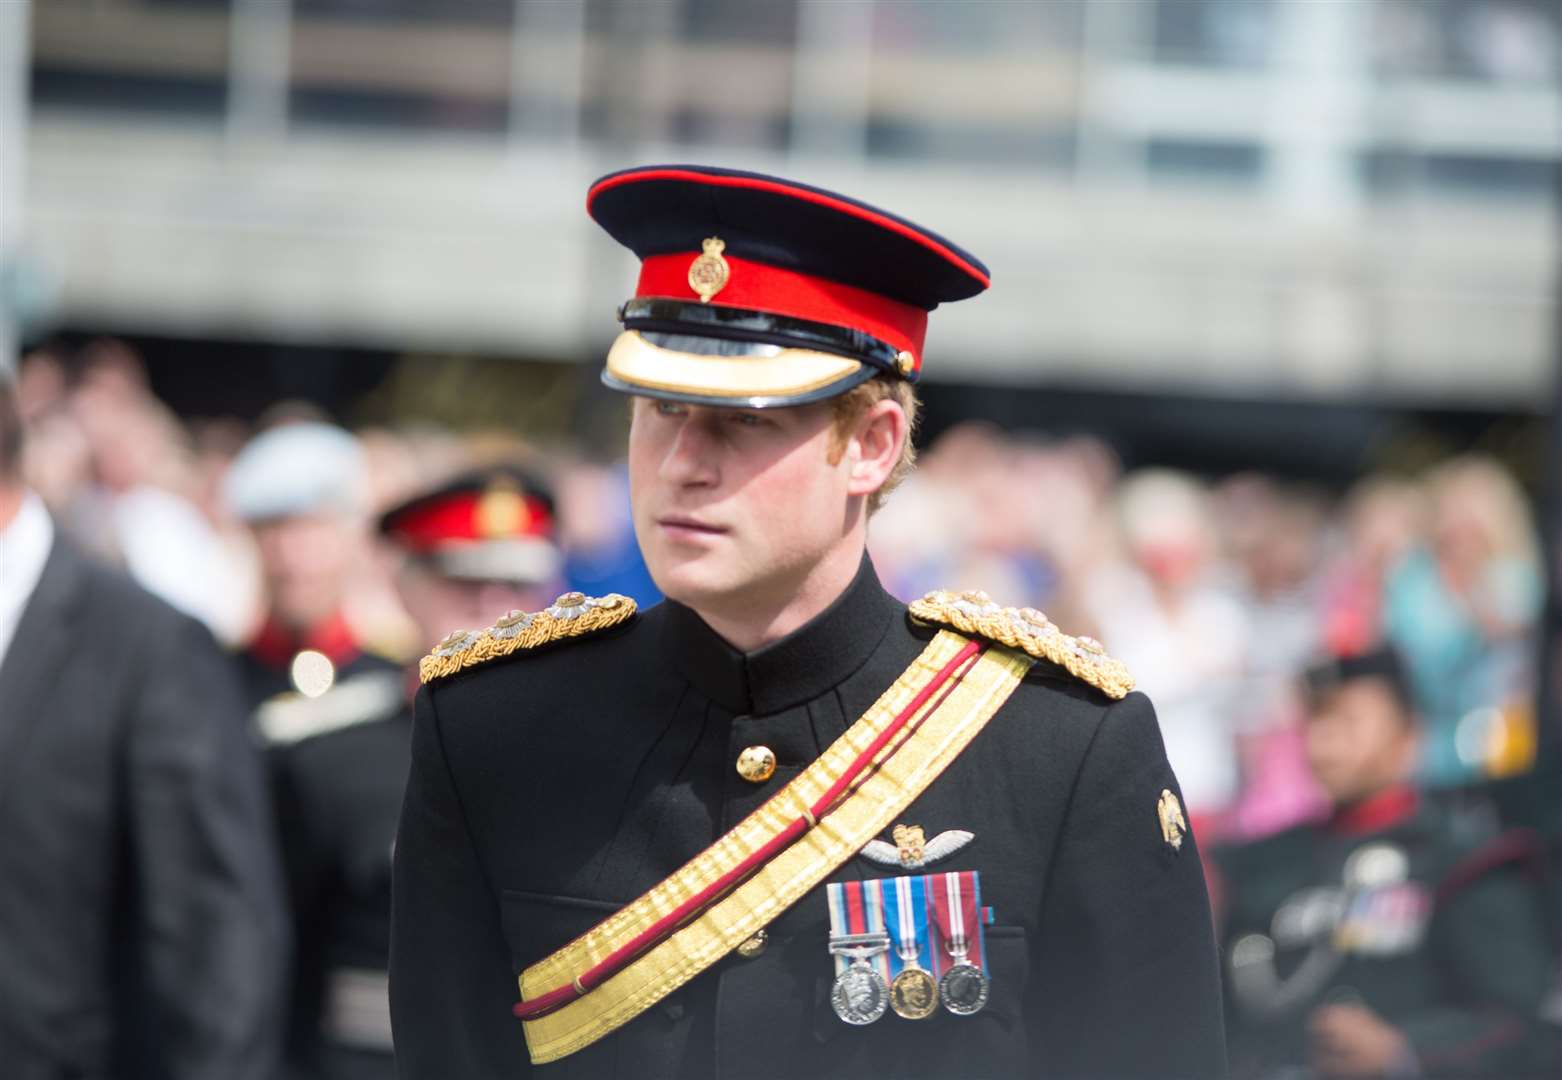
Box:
729;412;765;427
654;400;686;417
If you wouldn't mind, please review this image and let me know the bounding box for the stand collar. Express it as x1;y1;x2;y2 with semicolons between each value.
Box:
1328;784;1420;837
658;554;900;715
248;609;363;671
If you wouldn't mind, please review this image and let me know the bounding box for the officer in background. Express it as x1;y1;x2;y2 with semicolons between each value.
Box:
391;165;1226;1078
1215;646;1555;1077
272;464;563;1079
225;420;401;714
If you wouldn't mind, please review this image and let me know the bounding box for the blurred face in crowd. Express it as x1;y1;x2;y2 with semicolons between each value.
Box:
627;395;903;632
395;562;552;651
252;512;362;633
1303;678;1418;805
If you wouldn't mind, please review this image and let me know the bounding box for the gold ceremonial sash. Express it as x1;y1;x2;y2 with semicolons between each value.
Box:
519;630;1031;1063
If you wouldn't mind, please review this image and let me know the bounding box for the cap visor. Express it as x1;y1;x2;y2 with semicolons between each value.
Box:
427;538;561;585
602;330;873;408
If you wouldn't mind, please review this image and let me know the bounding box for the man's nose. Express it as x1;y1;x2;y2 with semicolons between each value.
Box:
661;414;720;487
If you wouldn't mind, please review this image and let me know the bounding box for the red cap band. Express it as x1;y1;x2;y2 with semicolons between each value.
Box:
386;492;554;553
635;253;929;372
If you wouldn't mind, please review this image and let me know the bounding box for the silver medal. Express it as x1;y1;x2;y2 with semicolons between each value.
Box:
828;933;890;1026
938;961;990;1015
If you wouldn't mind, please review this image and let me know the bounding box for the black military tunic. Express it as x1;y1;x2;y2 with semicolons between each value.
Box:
1215;789;1555;1078
391;559;1226;1078
268;682;411;1080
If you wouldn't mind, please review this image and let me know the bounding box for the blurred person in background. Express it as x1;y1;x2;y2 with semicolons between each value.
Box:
555;454;662;605
0;374;289;1078
265;464;561;1080
1321;475;1428;661
1382;456;1541;785
1215;646;1553;1078
225;418;403;712
1221;477;1332;841
1087;468;1250;830
17;341;252;644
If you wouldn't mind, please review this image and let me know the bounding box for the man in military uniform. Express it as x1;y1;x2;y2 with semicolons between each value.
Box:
225;420;401;713
1215;647;1554;1077
273;465;562;1079
391;165;1226;1078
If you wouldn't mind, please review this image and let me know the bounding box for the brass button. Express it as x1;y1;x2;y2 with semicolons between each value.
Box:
736;930;768;959
736;745;776;784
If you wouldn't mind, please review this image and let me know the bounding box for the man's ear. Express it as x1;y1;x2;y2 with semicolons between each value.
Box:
844;398;907;499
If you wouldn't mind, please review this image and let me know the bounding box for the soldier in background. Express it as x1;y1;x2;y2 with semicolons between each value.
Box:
1215;646;1554;1078
271;464;562;1079
225;420;402;714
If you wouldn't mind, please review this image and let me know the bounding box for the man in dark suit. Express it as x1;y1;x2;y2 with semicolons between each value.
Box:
0;376;290;1079
391;166;1226;1078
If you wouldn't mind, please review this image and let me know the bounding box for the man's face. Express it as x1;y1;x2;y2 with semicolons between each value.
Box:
252;512;360;632
1303;678;1417;804
628;397;854;613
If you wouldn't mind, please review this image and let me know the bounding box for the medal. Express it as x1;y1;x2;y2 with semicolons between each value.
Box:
826;881;893;1026
830;941;891;1025
932;870;990;1016
883;875;939;1020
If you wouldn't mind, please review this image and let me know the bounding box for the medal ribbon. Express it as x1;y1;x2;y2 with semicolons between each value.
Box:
930;871;985;974
882;875;932;977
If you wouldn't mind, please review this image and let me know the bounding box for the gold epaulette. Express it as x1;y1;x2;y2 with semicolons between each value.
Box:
418;592;636;685
907;589;1134;700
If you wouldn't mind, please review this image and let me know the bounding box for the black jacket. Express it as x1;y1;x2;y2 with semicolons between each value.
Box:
1216;790;1555;1078
273;697;411;1080
0;539;290;1080
391;560;1226;1078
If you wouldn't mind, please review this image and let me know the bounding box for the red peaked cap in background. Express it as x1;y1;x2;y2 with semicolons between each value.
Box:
378;465;560;585
587;164;990;408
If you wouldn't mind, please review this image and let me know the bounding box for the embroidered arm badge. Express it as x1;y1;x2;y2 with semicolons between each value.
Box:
907;589;1134;700
418;591;636;685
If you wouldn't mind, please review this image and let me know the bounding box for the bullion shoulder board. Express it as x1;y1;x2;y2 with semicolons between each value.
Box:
418;592;636;685
907;589;1134;700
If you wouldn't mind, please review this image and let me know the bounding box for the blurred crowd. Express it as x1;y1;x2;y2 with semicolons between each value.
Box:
872;420;1542;836
12;339;1546;837
5;338;1560;1077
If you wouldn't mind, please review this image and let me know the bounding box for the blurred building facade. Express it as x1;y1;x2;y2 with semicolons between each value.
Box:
12;0;1559;409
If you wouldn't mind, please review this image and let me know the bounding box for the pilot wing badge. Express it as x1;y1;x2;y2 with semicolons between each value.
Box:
860;824;975;871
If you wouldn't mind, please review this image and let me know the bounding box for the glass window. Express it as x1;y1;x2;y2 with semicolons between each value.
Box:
863;0;1083;168
1372;0;1560;85
1152;0;1274;69
31;0;232;120
1146;137;1267;185
679;0;798;45
288;2;515;133
1360;149;1557;200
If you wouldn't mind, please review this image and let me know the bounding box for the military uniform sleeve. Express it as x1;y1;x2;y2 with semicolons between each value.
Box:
125;609;290;1080
390;684;532;1077
1031;690;1227;1078
1394;844;1553;1075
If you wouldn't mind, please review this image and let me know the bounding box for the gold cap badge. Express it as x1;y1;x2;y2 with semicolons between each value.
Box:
688;237;730;303
475;486;528;538
1158;789;1188;852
